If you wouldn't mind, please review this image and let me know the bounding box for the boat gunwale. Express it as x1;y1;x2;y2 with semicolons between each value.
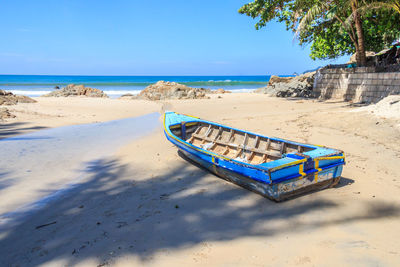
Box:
163;112;345;176
168;119;318;151
165;120;305;173
174;137;345;185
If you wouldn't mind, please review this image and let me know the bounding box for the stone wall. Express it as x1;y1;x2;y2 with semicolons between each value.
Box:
314;67;400;103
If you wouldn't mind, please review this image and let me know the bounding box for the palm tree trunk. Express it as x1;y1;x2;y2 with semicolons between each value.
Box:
352;0;366;66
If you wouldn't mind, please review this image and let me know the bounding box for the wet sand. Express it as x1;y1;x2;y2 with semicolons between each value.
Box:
0;113;160;226
1;93;399;266
1;97;160;138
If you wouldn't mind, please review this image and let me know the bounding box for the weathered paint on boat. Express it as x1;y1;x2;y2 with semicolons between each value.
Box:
163;111;345;201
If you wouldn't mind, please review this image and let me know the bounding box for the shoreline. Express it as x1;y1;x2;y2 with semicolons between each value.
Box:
1;96;162;139
5;87;259;98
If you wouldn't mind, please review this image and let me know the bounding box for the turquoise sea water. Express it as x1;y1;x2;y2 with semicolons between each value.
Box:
0;75;272;97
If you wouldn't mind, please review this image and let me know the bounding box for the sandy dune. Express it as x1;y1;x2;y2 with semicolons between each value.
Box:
0;93;399;266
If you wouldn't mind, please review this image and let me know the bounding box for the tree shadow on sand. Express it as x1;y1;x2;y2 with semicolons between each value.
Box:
0;122;47;140
0;157;398;266
0;171;15;191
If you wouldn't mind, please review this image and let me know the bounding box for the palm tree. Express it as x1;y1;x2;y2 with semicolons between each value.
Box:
362;1;400;14
351;0;367;66
296;0;367;66
345;0;400;64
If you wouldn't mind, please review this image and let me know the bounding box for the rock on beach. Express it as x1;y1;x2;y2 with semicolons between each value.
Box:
0;90;37;106
254;71;316;98
212;88;231;94
42;84;108;98
0;107;16;121
119;81;232;101
131;81;209;100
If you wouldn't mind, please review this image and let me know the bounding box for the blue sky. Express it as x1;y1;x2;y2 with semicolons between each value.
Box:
0;0;348;76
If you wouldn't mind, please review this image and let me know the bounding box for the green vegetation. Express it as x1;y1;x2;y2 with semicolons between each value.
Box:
361;0;400;15
239;0;400;66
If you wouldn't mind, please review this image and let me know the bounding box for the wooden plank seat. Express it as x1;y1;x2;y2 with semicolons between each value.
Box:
190;132;282;159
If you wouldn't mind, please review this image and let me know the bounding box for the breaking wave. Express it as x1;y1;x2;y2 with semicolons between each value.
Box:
1;80;267;87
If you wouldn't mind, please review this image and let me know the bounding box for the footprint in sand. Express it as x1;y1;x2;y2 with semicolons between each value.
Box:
294;256;311;265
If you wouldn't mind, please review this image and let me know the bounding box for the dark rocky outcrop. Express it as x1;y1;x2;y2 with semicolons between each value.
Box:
266;75;293;85
132;81;209;100
0;90;37;105
118;93;135;99
42;84;108;98
118;82;232;100
254;71;316;98
347;51;376;66
345;43;400;67
210;88;231;94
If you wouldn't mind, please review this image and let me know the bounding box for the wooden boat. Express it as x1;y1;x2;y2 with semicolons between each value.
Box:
164;112;345;201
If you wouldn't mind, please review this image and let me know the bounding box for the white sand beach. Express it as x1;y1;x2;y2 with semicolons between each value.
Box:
3;0;400;265
0;93;399;266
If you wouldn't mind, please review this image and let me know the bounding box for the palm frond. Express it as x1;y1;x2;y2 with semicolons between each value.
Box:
295;3;328;39
343;10;356;31
393;1;400;13
357;1;400;15
342;1;398;34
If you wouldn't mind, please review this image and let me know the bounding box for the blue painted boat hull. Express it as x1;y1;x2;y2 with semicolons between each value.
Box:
180;149;342;201
164;112;345;201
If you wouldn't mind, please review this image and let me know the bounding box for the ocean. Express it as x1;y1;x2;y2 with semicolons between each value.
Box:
0;75;272;98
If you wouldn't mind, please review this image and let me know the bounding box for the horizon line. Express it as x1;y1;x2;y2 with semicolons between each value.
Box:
0;74;291;77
